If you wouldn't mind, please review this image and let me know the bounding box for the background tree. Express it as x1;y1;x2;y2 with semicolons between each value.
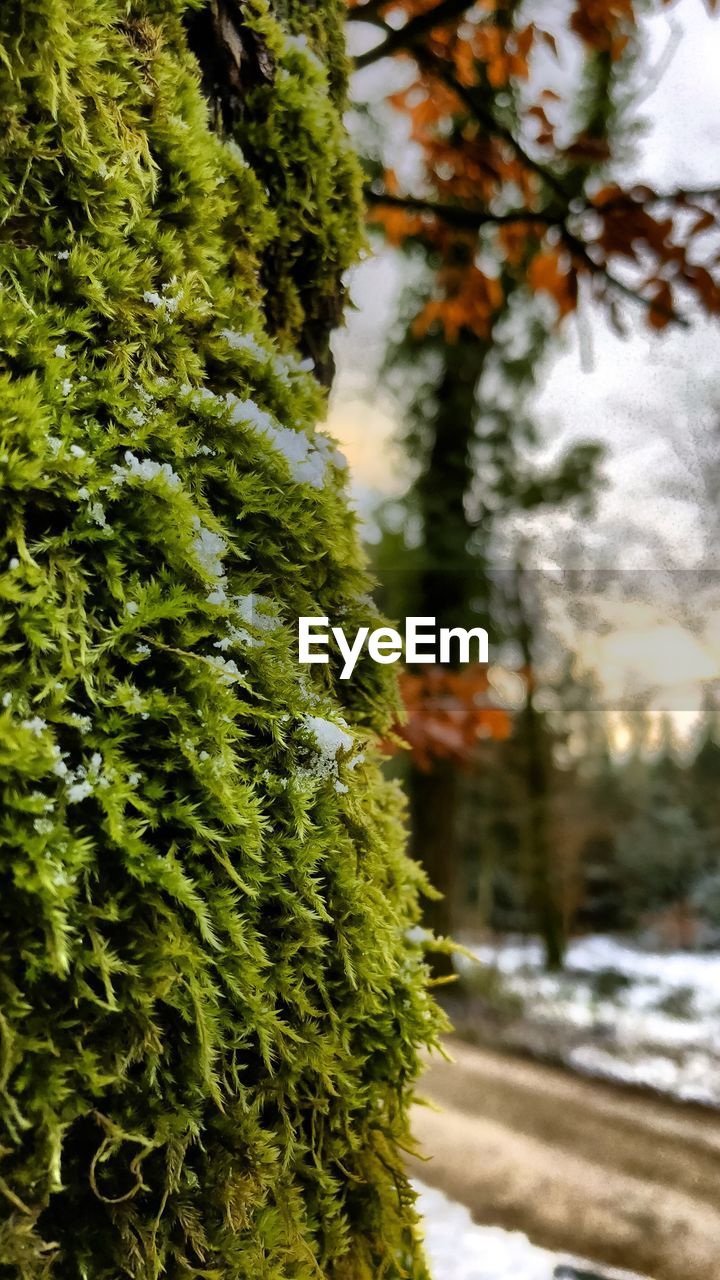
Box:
348;0;720;962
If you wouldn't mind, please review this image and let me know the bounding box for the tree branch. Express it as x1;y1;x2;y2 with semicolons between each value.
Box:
367;191;691;326
596;186;720;209
407;42;573;205
346;0;394;24
357;21;713;329
365;188;556;229
557;226;690;328
354;0;481;68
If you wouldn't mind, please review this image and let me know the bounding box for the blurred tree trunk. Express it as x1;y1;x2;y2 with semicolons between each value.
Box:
409;761;458;946
515;559;566;971
410;332;488;972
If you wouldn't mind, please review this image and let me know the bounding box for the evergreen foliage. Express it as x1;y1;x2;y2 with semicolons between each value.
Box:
0;3;441;1275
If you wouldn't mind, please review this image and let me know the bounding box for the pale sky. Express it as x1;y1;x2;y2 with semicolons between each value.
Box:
329;0;720;727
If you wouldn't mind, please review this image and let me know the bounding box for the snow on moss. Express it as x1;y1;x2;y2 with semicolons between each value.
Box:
299;713;355;787
190;516;227;581
110;450;182;492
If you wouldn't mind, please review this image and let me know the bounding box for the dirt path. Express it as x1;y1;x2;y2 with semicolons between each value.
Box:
409;1040;720;1280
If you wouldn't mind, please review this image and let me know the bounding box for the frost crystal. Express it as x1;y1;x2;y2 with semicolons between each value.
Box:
66;751;107;803
67;779;93;804
299;715;353;787
192;517;227;580
225;393;275;435
235;593;280;634
143;285;179;316
314;433;347;471
224;393;342;489
222;328;316;386
221;329;267;360
303;715;353;758
285;33;322;68
21;717;47;737
206;654;243;684
185;386;218;408
111;451;181;492
224;138;246;167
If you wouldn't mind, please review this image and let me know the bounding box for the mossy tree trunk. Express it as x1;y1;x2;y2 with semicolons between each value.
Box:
0;3;442;1277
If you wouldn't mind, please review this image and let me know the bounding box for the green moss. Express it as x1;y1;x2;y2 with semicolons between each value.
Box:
0;2;442;1276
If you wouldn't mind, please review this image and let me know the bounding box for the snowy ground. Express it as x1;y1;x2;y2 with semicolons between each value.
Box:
415;1181;557;1280
415;1180;646;1280
456;934;720;1106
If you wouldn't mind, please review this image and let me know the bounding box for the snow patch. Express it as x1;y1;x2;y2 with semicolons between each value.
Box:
415;1180;647;1280
299;714;353;787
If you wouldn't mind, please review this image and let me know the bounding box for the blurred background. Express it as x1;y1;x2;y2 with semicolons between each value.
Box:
331;0;720;1275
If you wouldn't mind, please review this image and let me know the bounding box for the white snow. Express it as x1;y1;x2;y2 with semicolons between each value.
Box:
143;288;179;316
191;516;227;580
415;1181;556;1280
472;935;720;1003
21;717;47;737
66;778;93;804
205;653;243;685
235;593;280;633
459;934;720;1106
221;328;267;360
285;33;322;69
225;391;339;488
111;451;182;492
414;1180;647;1280
299;714;354;786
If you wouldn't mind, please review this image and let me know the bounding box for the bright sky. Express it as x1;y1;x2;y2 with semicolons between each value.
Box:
329;0;720;730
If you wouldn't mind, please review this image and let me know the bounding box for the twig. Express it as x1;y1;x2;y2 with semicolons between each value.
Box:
354;0;482;68
365;188;557;228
